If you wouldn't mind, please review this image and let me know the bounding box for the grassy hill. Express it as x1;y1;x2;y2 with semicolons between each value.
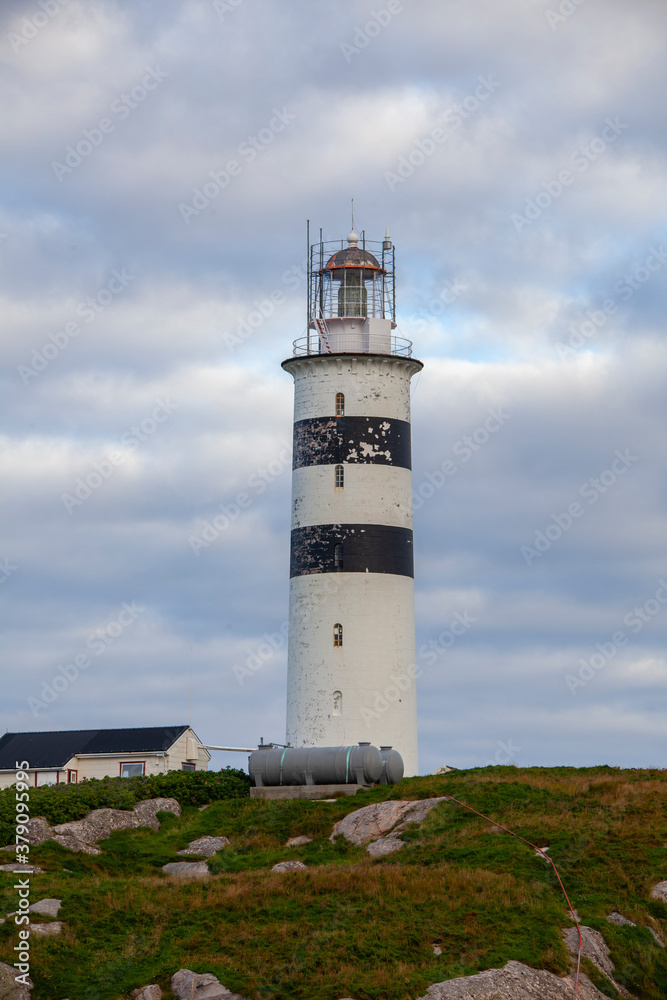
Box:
1;766;666;1000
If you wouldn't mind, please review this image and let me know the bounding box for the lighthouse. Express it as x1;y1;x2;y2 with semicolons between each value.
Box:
281;226;422;776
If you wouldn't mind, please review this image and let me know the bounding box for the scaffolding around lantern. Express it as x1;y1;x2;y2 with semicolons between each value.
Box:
295;229;412;358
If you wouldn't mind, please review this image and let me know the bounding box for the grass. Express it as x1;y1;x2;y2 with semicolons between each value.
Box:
0;766;665;999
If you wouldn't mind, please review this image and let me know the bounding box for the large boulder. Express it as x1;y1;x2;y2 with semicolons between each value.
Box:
0;961;32;1000
171;969;246;1000
420;960;609;999
44;798;181;852
330;798;448;846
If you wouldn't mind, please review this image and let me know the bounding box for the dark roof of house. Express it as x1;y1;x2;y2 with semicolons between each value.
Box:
0;726;191;770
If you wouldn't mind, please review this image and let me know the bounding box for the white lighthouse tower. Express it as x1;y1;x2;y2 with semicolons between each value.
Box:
281;226;422;776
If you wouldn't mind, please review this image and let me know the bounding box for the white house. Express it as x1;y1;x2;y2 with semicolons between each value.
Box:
0;725;211;788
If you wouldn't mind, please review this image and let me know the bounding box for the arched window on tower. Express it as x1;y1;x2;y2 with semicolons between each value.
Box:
334;464;344;489
334;543;343;570
333;623;343;647
335;392;345;416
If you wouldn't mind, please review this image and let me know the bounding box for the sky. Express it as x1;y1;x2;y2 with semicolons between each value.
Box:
1;0;666;774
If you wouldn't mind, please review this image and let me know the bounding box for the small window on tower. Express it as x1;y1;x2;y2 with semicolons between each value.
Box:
334;543;343;570
335;392;345;416
334;464;344;489
333;623;343;647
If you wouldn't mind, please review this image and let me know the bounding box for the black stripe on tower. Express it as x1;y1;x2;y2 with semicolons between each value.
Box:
293;416;411;470
290;524;414;578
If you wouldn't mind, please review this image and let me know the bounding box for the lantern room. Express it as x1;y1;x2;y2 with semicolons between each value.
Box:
294;227;413;358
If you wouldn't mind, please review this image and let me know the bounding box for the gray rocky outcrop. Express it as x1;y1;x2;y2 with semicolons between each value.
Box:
20;818;52;847
0;865;43;874
29;922;62;937
1;799;182;855
171;969;247;999
272;860;307;872
52;834;101;856
177;836;230;856
330;797;448;852
420;959;609;999
132;798;182;831
131;986;162;1000
28;898;61;917
285;835;312;847
161;861;209;878
366;837;404;858
562;925;633;998
650;880;667;903
0;961;32;1000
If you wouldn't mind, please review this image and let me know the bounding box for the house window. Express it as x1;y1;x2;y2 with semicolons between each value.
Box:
182;762;196;771
334;543;343;570
35;772;56;787
335;392;345;416
334;464;344;489
67;770;78;784
333;690;342;716
120;761;145;778
333;623;343;647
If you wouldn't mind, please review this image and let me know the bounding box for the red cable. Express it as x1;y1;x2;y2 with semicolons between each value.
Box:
442;793;582;998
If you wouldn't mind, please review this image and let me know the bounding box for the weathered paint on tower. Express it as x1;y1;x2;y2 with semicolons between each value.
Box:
282;228;422;776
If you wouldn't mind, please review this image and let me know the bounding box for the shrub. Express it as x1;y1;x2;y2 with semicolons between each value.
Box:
0;767;250;846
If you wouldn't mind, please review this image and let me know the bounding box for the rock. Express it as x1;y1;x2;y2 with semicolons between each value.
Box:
330;798;448;845
0;960;32;999
54;808;138;844
562;926;633;998
47;798;180;851
161;862;209;879
366;837;404;858
29;921;62;937
131;986;162;1000
562;925;614;979
52;835;101;856
285;835;312;847
171;968;247;999
177;836;230;857
432;944;442;955
607;911;635;926
28;898;61;917
272;861;307;872
420;959;609;999
0;865;43;874
24;818;54;846
132;797;181;831
650;880;667;903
